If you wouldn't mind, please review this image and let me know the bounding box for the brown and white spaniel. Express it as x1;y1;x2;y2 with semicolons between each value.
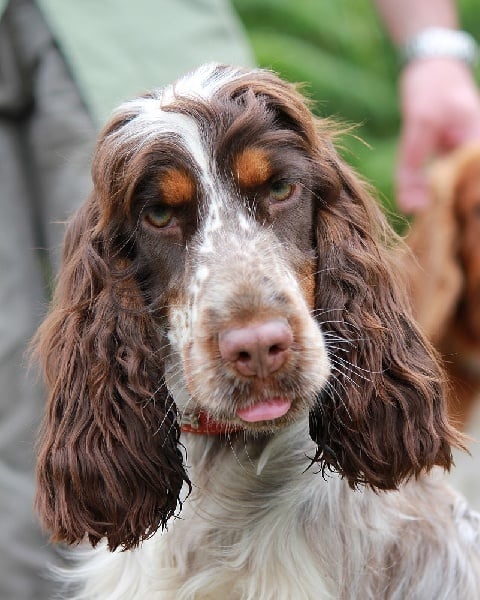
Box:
33;64;480;599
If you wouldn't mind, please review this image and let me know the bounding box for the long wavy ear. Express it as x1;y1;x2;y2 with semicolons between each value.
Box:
32;195;189;551
309;150;463;490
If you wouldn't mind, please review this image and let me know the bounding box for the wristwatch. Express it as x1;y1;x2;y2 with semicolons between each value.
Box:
402;27;479;68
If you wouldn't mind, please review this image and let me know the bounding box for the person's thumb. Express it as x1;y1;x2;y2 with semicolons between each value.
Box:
395;122;437;214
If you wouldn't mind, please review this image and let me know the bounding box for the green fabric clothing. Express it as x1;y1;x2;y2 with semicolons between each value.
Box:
0;0;254;126
0;1;97;596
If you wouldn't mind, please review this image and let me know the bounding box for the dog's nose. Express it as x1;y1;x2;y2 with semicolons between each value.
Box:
218;319;293;378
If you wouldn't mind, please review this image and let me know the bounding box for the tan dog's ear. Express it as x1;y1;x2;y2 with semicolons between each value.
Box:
405;155;466;344
450;144;480;341
405;143;480;343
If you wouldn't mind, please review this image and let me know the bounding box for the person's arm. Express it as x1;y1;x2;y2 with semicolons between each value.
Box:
373;0;480;213
373;0;458;43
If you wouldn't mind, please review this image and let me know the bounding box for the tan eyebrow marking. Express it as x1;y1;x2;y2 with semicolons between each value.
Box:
234;147;273;189
158;169;195;206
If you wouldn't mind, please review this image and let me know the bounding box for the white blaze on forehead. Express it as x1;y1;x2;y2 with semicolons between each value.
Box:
113;101;211;179
113;65;245;217
117;63;249;121
162;63;252;104
160;63;257;249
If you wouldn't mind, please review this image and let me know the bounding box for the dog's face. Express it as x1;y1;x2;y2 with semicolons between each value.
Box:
34;64;459;551
455;156;480;340
126;76;330;432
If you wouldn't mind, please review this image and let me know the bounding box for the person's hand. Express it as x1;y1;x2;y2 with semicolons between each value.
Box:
397;57;480;213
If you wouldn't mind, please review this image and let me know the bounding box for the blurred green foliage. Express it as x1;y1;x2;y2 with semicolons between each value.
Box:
233;0;480;220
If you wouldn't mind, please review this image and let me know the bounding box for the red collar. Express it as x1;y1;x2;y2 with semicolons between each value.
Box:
181;411;243;436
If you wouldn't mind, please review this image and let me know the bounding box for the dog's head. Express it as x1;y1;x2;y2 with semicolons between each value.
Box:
34;64;459;551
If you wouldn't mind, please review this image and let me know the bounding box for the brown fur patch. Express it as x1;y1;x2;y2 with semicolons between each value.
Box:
234;148;273;189
159;169;195;206
298;263;316;309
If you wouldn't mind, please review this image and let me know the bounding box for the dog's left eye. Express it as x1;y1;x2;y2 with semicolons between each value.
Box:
144;205;175;229
269;181;296;203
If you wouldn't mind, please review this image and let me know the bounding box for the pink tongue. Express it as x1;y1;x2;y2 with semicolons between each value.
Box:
236;398;292;423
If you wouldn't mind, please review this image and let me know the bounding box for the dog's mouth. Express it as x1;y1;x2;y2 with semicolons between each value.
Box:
180;395;301;434
235;397;292;423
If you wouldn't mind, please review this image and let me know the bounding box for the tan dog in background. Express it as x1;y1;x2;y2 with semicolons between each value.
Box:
406;143;480;430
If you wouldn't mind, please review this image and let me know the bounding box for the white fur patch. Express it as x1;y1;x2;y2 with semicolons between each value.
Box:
162;63;255;105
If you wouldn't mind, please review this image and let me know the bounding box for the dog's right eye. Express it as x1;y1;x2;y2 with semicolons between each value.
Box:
144;205;175;229
270;181;295;203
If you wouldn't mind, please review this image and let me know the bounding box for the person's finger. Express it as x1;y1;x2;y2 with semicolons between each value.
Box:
395;121;438;214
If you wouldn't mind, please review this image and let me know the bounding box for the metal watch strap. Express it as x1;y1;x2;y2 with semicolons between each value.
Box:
402;27;478;67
